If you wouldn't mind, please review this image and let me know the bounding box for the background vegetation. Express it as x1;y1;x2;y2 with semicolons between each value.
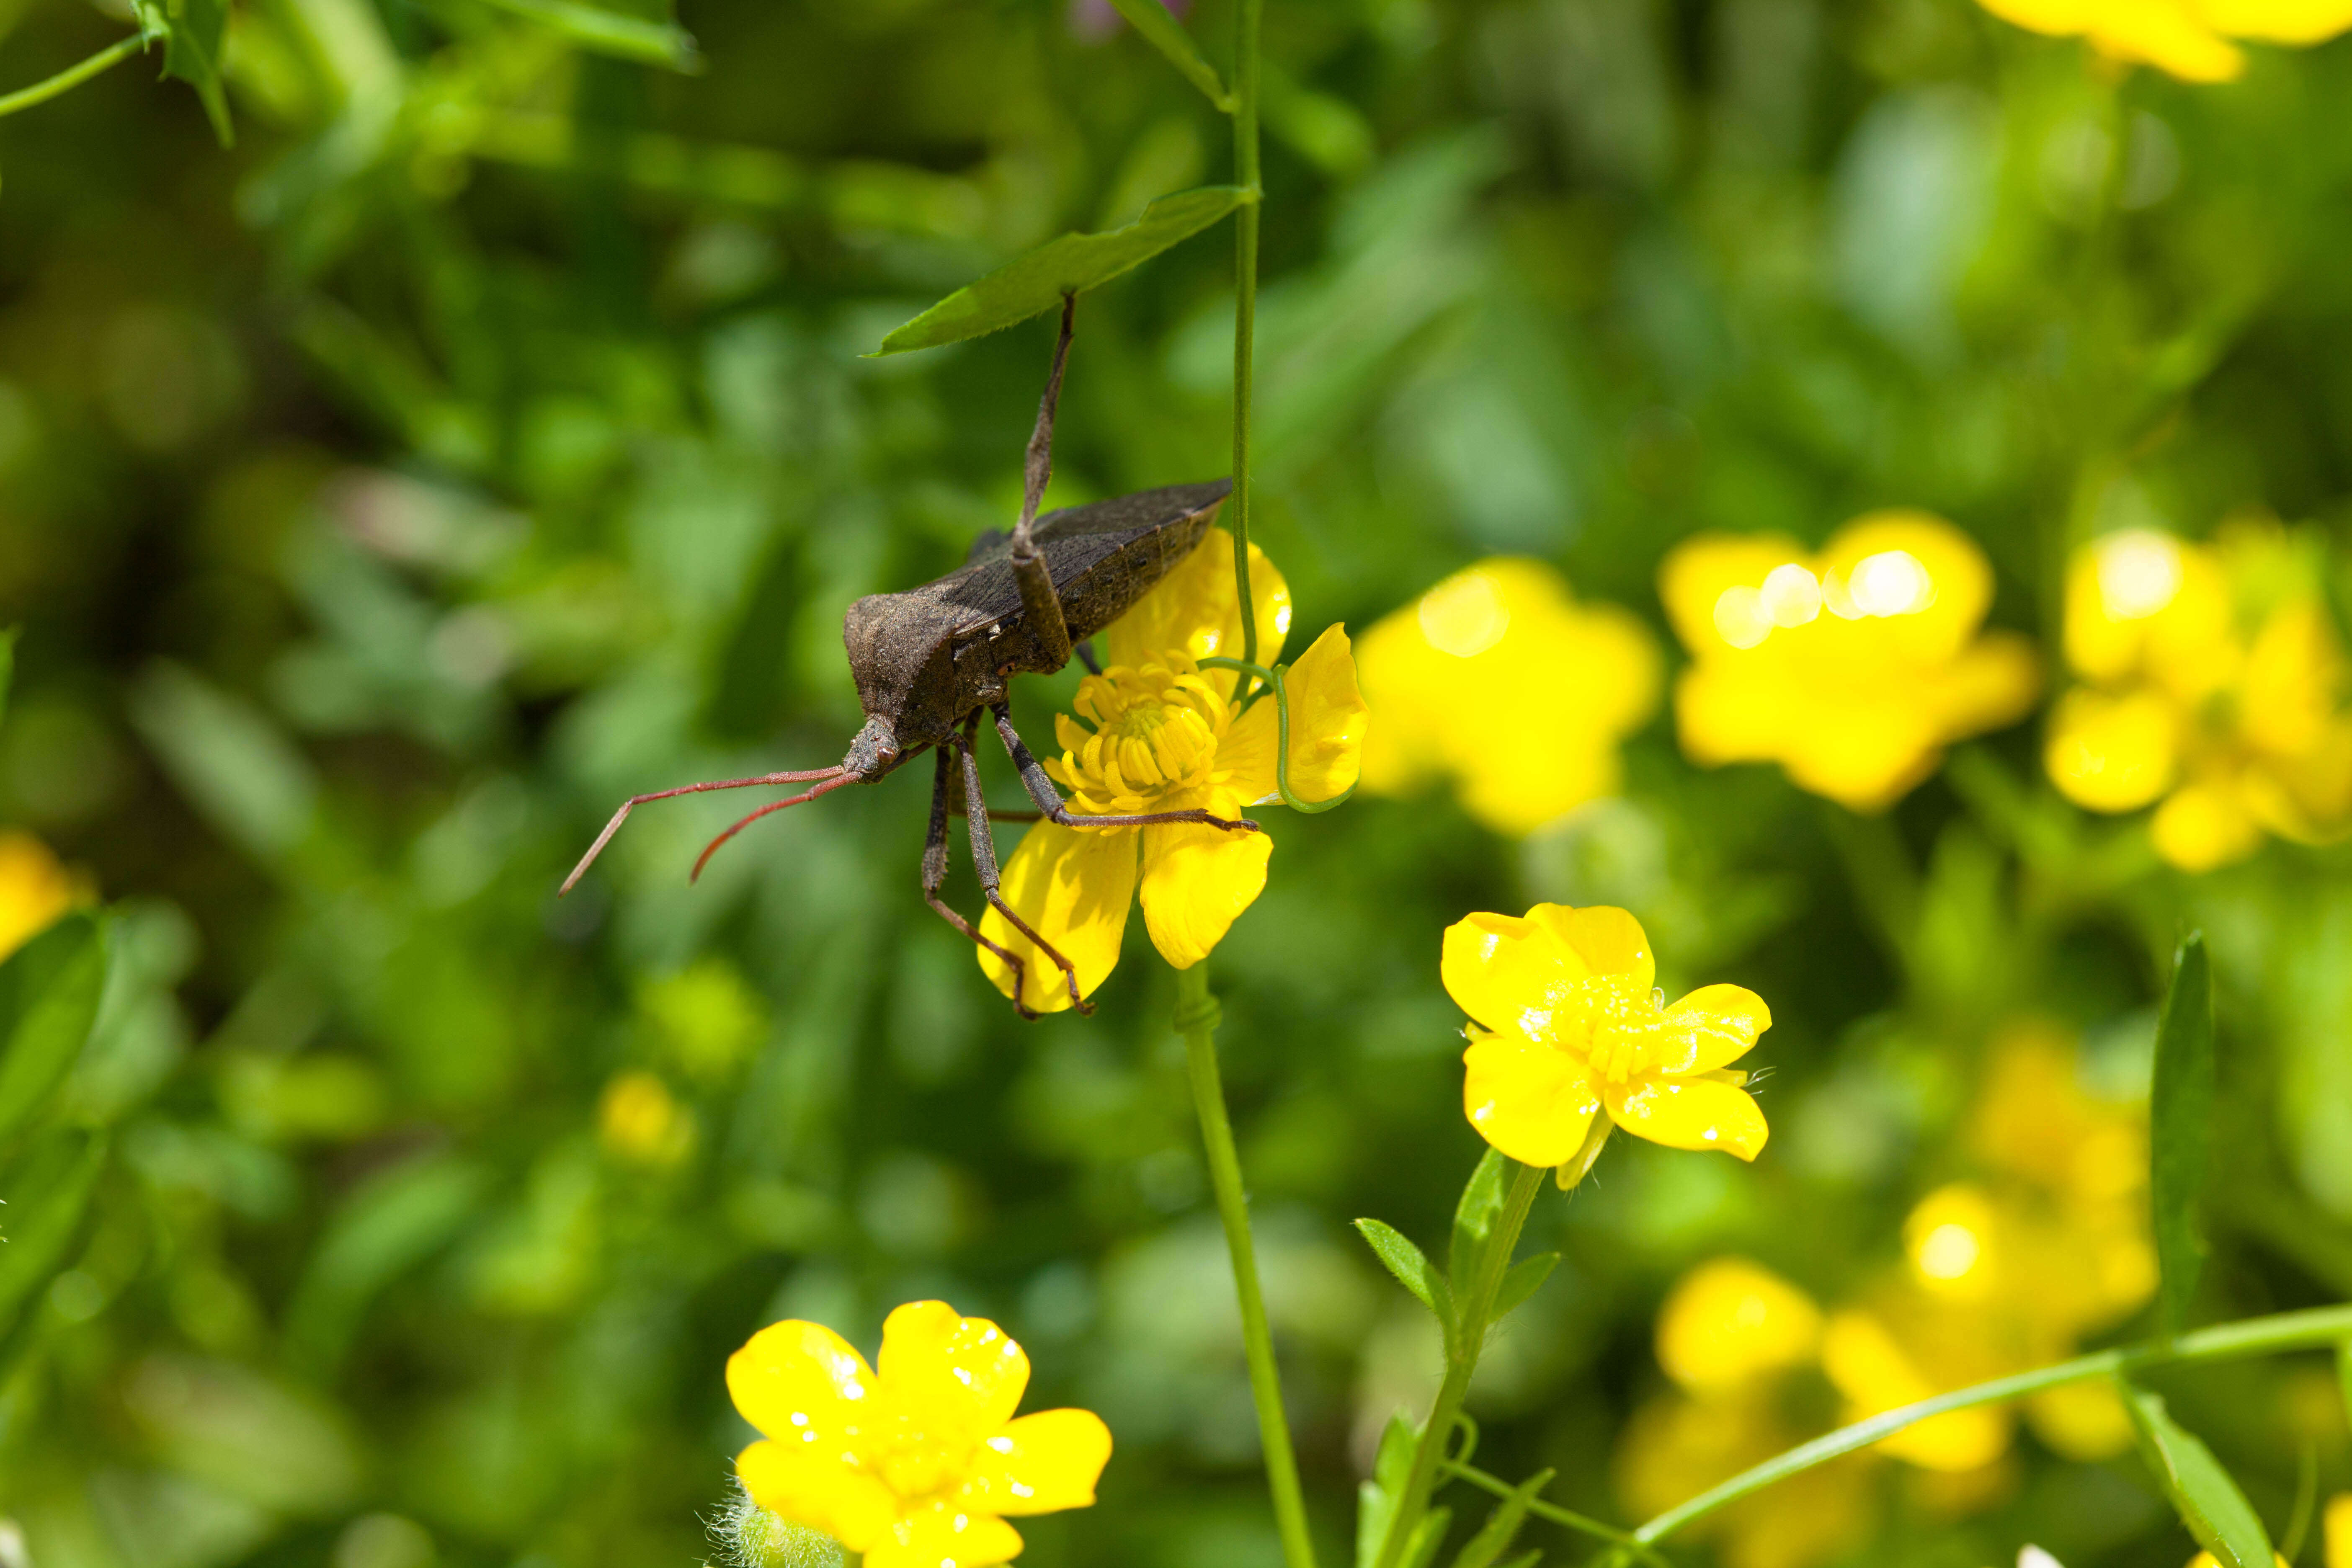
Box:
2;0;2349;1565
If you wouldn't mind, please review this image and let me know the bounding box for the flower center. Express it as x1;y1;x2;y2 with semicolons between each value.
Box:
1050;655;1235;812
1563;977;1660;1086
868;1405;977;1503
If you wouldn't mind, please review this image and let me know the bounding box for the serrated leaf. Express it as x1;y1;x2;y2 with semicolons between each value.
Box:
1103;0;1230;108
1451;1468;1554;1568
1358;1413;1419;1568
476;0;701;72
2123;1384;2274;1568
1450;1146;1507;1300
156;0;232;145
1491;1252;1558;1323
0;1129;107;1349
874;186;1253;355
2151;932;2215;1335
0;913;108;1151
1356;1217;1453;1330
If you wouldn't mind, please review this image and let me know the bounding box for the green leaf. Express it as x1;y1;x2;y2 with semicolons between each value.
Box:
0;1130;108;1352
1404;1506;1453;1568
1450;1146;1507;1300
0;912;108;1151
874;185;1253;355
475;0;702;72
2337;1341;2350;1435
1358;1413;1418;1568
2151;931;2215;1335
154;0;232;145
1103;0;1231;109
2123;1383;2275;1568
1493;1555;1541;1568
0;625;16;727
1490;1251;1559;1323
284;1154;491;1373
1356;1218;1453;1331
1451;1468;1554;1568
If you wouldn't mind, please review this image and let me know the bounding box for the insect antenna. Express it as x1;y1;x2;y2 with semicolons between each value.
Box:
690;771;862;882
561;767;850;895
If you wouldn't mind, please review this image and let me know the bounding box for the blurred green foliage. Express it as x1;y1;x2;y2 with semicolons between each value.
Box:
2;0;2351;1565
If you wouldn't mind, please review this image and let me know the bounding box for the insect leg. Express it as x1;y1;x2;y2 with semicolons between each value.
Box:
1075;637;1102;676
1008;294;1078;671
920;742;1040;1023
958;731;1093;1015
990;705;1261;835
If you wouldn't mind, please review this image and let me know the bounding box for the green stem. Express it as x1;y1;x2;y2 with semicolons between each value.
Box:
1229;0;1263;685
1633;1302;2352;1546
0;32;148;119
1372;1162;1545;1568
1439;1459;1658;1559
1176;963;1317;1568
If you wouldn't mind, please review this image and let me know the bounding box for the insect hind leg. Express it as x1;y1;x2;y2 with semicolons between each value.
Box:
921;743;1044;1022
956;728;1093;1015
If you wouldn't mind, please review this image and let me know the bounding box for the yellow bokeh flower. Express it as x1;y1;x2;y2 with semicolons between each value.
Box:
1442;903;1771;1174
2326;1492;2352;1568
596;1070;696;1168
978;530;1368;1013
1655;1258;1824;1398
1661;513;2040;812
2047;521;2352;870
0;829;90;962
1976;0;2352;82
728;1300;1111;1568
1357;559;1661;836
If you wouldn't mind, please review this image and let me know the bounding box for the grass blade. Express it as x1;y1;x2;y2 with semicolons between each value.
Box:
2151;932;2215;1335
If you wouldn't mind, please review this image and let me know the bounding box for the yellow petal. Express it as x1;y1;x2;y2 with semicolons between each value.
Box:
1441;910;1578;1036
1104;528;1292;683
1279;624;1368;803
977;822;1139;1014
1603;1074;1768;1160
1656;984;1772;1075
727;1319;876;1441
736;1439;898;1552
2324;1492;2351;1568
2151;781;2263;871
2199;0;2352;41
1220;688;1281;806
2046;688;2178;812
1654;1258;1823;1396
958;1408;1113;1516
1820;1310;2010;1471
876;1301;1029;1430
2091;3;2246;77
1974;0;2102;32
1529;903;1655;991
1817;511;1990;664
1658;534;1807;657
1138;812;1272;969
864;1500;1024;1568
1463;1032;1601;1167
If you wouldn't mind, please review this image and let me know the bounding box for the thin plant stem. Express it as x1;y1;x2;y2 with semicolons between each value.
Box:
1176;963;1317;1568
0;33;148;120
1632;1302;2352;1545
1372;1161;1546;1568
1439;1459;1661;1561
1229;0;1263;689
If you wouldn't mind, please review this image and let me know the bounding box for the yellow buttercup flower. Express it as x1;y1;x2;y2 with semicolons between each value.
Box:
1655;1258;1824;1398
1661;513;2040;812
1357;559;1661;836
1976;0;2352;81
978;529;1367;1013
0;830;89;962
1442;903;1771;1175
2047;521;2352;870
727;1300;1112;1568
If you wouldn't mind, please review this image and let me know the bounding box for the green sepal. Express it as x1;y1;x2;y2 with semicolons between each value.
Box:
2122;1382;2275;1568
873;186;1254;355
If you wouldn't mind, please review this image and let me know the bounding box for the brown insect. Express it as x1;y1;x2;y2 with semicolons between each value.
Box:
561;299;1261;1016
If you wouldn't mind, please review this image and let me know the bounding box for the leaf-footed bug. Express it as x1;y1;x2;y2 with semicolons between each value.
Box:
560;297;1263;1018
